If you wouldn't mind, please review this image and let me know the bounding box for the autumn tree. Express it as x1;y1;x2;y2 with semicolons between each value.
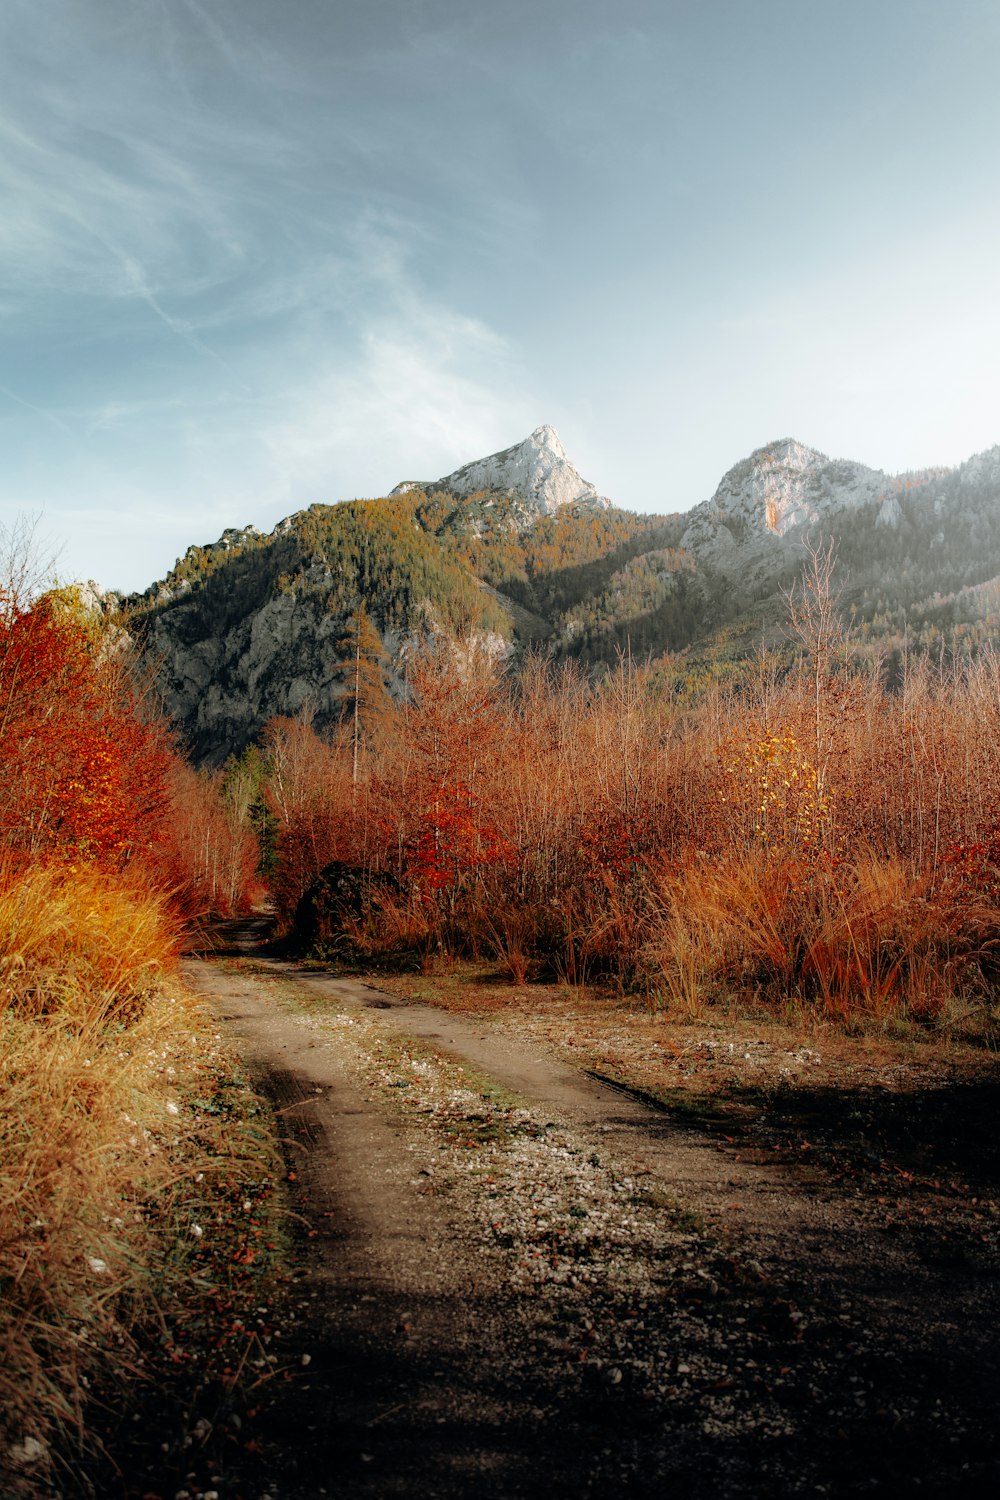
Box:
156;758;261;915
262;715;358;921
390;643;514;919
0;586;172;868
332;603;393;783
221;744;278;876
785;539;844;802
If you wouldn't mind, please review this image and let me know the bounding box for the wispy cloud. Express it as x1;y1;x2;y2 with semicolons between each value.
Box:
262;326;529;503
258;216;532;500
178;0;250;75
0;385;78;441
83;388;271;438
0;133;534;588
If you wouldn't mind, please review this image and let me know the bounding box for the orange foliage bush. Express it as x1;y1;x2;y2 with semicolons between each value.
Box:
260;631;1000;1028
0;552;262;1471
0;584;257;913
0;587;172;868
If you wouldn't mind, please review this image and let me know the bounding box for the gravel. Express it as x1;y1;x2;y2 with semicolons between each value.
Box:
164;954;1000;1500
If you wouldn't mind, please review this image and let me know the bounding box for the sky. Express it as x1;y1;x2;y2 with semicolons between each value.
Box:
2;0;1000;593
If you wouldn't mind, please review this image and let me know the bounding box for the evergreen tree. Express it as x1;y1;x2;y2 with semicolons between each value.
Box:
333;603;393;782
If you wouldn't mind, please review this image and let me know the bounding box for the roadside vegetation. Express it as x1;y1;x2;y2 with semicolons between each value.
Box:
255;549;1000;1046
0;536;272;1490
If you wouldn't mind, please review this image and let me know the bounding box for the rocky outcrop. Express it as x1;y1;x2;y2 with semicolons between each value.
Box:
679;439;890;581
875;494;902;528
957;444;1000;494
143;575;372;762
391;424;611;515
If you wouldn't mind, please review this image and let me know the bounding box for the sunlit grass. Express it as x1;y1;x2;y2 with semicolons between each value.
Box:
644;848;996;1031
0;862;280;1484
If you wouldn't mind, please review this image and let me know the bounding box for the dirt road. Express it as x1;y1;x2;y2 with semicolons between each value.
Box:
175;944;1000;1499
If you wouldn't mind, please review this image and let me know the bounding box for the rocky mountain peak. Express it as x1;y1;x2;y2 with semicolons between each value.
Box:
529;422;567;457
391;425;611;515
680;437;889;572
726;437;827;488
711;439;886;535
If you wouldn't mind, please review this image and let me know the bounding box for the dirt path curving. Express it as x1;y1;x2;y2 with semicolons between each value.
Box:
175;943;1000;1499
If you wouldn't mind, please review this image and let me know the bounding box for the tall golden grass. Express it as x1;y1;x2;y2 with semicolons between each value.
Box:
0;860;181;1021
643;850;980;1023
0;863;268;1482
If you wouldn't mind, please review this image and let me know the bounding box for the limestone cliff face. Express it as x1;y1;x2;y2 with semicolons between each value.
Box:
680;438;889;579
391;424;611;515
144;563;395;763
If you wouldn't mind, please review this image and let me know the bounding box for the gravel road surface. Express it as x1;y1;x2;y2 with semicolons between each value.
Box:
177;948;1000;1500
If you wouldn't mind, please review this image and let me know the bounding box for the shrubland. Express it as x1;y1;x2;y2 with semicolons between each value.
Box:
0;553;267;1486
259;558;1000;1041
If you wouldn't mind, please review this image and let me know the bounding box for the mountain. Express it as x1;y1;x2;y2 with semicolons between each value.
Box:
672;436;1000;664
391;424;611;516
680;439;888;576
128;429;1000;763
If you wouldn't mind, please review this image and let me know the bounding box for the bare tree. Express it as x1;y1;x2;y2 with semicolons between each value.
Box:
785;539;844;799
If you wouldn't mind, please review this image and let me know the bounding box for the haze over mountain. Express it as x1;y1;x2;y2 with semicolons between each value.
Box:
130;427;1000;763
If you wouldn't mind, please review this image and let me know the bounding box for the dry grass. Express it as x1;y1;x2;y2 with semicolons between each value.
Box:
0;860;181;1022
0;863;279;1487
643;850;992;1028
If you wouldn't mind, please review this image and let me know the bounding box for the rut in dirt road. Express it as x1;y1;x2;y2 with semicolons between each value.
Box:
179;948;1000;1500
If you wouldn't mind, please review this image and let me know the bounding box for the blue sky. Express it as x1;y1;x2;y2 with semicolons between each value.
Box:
2;0;1000;592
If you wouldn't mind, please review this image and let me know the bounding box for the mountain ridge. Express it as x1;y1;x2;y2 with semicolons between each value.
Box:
129;427;1000;763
